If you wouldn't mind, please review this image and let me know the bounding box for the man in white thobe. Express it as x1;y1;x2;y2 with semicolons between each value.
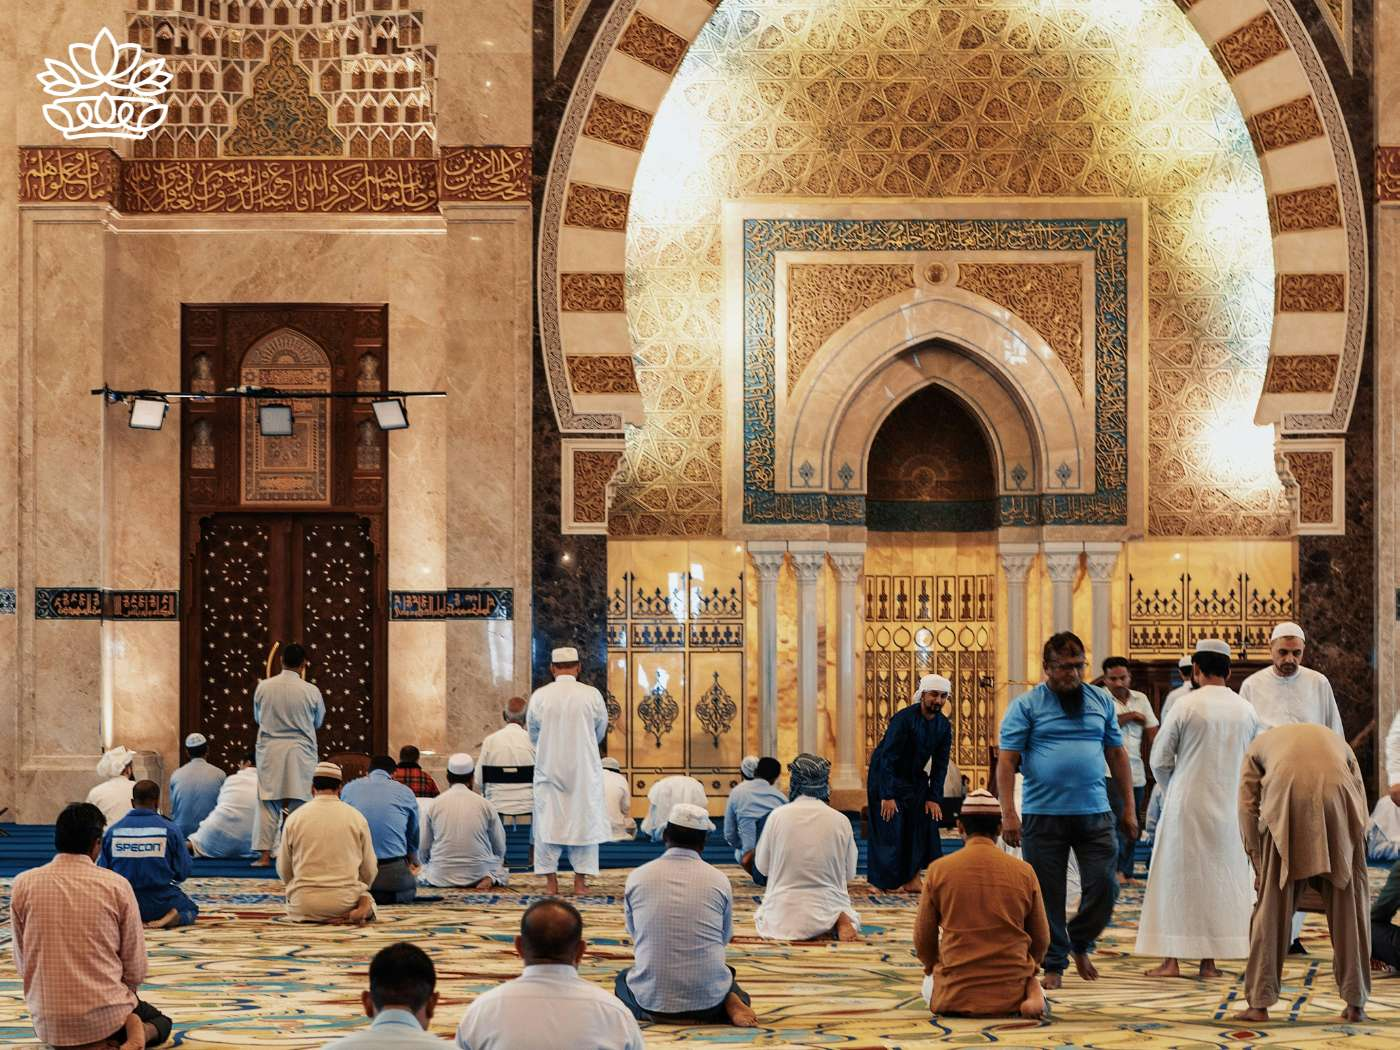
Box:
601;757;635;841
527;646;609;896
190;750;260;858
1159;655;1196;722
420;753;510;889
640;774;708;842
753;754;861;942
1239;621;1343;950
477;697;535;824
252;643;325;866
87;746;138;827
1136;638;1260;977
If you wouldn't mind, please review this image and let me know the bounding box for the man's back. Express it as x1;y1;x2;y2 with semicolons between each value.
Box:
191;767;259;856
623;849;732;1013
724;779;785;854
170;758;226;836
279;796;376;893
753;796;858;939
255;670;323;739
527;676;608;844
322;1008;449;1047
455;964;643;1050
101;808;189;891
603;769;634;839
477;723;534;815
342;770;419;860
87;777;134;827
642;775;707;840
422;785;507;883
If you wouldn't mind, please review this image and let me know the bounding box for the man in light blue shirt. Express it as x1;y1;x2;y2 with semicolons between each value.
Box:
322;942;448;1047
723;756;786;866
996;630;1135;990
169;732;225;837
615;802;758;1027
342;756;421;905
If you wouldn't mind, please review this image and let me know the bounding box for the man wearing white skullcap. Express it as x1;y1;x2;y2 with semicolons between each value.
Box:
169;732;226;838
614;802;757;1027
865;672;953;892
1159;656;1197;723
1136;639;1260;978
641;775;708;843
277;761;377;925
723;757;785;873
420;753;510;889
87;746;139;827
600;756;636;842
527;645;610;895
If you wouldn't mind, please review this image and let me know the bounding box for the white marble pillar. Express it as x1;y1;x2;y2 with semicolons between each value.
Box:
828;543;866;791
748;542;787;757
1042;542;1083;636
1084;542;1123;676
998;544;1039;696
788;541;827;756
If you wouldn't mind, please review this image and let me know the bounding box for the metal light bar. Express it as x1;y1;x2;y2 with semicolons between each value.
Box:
93;385;448;401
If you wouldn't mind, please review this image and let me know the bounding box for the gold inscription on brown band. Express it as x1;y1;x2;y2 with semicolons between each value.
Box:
567;355;641;394
561;272;626;312
583;95;655;152
439;145;531;202
1269;185;1342;233
19;147;120;204
1277;273;1345;313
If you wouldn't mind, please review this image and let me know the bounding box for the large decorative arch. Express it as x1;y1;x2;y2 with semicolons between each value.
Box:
538;0;1366;445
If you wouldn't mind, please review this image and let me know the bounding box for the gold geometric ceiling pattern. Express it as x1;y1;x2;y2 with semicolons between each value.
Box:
618;0;1287;538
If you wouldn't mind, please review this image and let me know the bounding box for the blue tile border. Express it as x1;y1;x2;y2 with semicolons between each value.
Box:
390;588;513;621
0;588;15;615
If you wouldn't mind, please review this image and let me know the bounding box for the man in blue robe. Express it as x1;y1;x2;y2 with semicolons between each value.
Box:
866;673;953;892
101;779;198;929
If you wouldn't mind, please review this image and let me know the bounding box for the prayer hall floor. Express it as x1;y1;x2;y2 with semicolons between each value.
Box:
3;868;1398;1048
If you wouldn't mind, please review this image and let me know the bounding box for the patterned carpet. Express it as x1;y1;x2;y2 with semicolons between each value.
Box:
1;867;1397;1049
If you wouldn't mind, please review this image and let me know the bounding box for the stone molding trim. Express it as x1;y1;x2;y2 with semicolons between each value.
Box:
19;146;530;213
1278;438;1345;535
539;0;1367;444
561;437;626;535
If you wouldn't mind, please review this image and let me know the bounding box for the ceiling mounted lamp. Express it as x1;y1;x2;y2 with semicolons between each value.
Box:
371;397;409;431
257;403;294;437
128;394;169;431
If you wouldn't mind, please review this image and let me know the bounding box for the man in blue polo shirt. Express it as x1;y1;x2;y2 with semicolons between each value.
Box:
996;630;1135;990
100;779;198;929
342;755;421;905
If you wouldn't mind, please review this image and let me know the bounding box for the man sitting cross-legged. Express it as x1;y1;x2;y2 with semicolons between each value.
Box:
753;753;861;942
615;802;758;1028
419;753;510;890
456;899;644;1050
278;761;377;925
322;941;449;1047
190;750;260;859
101;779;199;929
342;754;422;905
914;790;1050;1020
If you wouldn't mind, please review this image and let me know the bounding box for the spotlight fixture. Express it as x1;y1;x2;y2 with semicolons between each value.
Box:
258;403;294;437
371;397;409;431
128;395;168;431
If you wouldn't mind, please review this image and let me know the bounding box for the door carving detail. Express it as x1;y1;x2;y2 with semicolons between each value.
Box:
301;519;376;755
240;328;333;505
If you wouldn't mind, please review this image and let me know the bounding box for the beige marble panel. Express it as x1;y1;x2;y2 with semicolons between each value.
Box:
445;620;518;756
108;621;180;773
426;0;531;145
389;620;446;753
0;16;19;800
16;3;128;146
1379;0;1400;141
1376;208;1400;790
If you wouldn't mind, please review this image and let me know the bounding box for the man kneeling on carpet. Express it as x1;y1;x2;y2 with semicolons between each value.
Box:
914;790;1050;1020
278;761;378;925
101;779;199;929
615;802;758;1027
11;802;174;1049
419;752;510;889
342;754;422;904
322;942;448;1047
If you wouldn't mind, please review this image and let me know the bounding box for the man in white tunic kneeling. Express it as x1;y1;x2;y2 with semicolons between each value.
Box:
420;753;510;889
1136;638;1260;977
190;750;260;858
753;753;861;942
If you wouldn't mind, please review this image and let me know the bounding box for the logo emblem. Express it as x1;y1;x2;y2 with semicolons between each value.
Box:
36;27;171;140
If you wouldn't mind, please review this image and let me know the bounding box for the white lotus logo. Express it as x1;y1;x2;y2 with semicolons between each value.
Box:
36;27;171;140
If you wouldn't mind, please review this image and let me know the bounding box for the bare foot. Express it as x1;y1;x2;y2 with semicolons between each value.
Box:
1199;959;1223;979
1341;1005;1367;1022
1072;952;1099;981
543;874;559;896
474;876;494;890
1041;972;1062;990
144;908;179;930
1144;959;1181;978
251;852;272;868
1019;975;1047;1019
834;914;860;942
898;877;923;894
1232;1007;1270;1023
724;992;758;1027
345;895;374;926
573;874;588;897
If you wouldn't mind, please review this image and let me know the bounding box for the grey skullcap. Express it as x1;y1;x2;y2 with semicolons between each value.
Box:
740;755;759;778
788;752;831;802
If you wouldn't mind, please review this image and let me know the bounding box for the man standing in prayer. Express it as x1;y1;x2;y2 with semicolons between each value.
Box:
11;803;174;1048
724;755;786;866
601;757;636;841
169;732;225;837
343;755;422;905
392;745;440;799
866;672;954;892
753;753;861;942
420;753;510;889
1159;655;1196;722
101;780;199;930
322;942;448;1047
190;750;260;858
914;790;1049;1019
455;899;645;1050
278;761;377;925
615;802;758;1027
997;631;1135;989
1101;656;1158;884
252;642;324;867
528;646;610;896
1234;723;1369;1022
1136;639;1259;977
88;745;138;827
477;697;536;822
640;773;708;842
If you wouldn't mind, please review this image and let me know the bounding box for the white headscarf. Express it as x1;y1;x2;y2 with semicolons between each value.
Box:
910;673;952;705
96;746;136;779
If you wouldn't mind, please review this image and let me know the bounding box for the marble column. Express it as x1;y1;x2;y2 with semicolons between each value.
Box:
788;541;827;757
828;543;866;792
1083;542;1123;676
748;542;787;758
998;544;1039;696
1042;542;1083;636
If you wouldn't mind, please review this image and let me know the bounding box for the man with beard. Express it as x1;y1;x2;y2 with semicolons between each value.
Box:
997;632;1135;990
866;673;954;892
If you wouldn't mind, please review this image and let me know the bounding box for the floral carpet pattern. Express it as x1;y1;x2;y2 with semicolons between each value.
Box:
1;868;1397;1048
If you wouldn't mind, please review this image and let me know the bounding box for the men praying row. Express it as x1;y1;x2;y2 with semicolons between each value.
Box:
342;754;422;905
169;732;225;836
641;773;707;842
1100;656;1158;884
419;753;511;889
723;755;785;870
101;779;199;930
253;643;324;866
190;750;260;859
477;696;535;822
278;761;377;925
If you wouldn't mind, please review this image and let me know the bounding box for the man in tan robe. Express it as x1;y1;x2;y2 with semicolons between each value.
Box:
277;761;377;925
1235;724;1370;1022
914;790;1049;1019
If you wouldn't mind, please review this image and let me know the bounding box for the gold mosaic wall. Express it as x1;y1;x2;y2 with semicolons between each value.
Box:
619;0;1286;538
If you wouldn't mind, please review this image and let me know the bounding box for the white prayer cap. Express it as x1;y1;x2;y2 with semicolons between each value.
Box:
1194;638;1231;656
601;756;622;772
1270;621;1306;642
551;646;579;663
740;755;759;778
1177;656;1193;670
185;732;207;749
447;752;475;775
910;673;952;704
96;746;136;779
960;789;1001;817
313;761;343;781
667;802;714;832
